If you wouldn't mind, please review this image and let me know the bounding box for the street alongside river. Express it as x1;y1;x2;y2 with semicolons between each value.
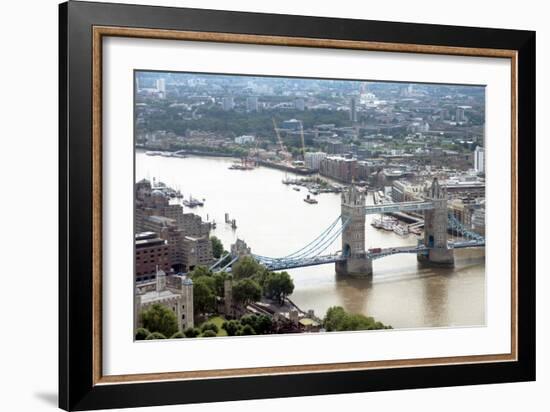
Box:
136;150;485;329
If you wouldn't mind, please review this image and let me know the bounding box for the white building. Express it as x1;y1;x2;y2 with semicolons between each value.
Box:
304;151;327;171
474;146;485;174
156;78;166;93
234;135;255;145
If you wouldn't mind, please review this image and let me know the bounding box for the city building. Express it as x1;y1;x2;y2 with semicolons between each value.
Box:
472;206;486;236
474;146;485;174
349;97;358;122
281;119;302;131
391;180;424;202
304;151;327;171
234;135;255;144
448;199;474;229
222;96;235;111
246;96;258;112
319;156;357;183
295;98;305;111
135;232;170;282
135;268;194;332
156;78;166;93
456;106;466;122
182;236;213;271
135;179;213;272
325;140;345;155
356;161;370;181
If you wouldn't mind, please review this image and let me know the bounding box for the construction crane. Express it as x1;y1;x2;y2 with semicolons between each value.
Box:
299;121;307;161
272;118;291;165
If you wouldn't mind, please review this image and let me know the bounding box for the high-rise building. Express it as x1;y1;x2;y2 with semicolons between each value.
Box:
456;106;466;122
156;78;166;93
474;146;485;173
223;96;235;111
349;97;357;122
246;96;258;112
304;151;327;171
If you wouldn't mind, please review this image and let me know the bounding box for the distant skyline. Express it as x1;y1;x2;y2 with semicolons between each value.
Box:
135;70;486;95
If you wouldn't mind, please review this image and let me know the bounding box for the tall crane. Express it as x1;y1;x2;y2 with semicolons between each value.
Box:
299;121;307;160
272;118;291;164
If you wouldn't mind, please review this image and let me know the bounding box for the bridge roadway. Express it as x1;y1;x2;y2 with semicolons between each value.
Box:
255;240;485;271
363;200;435;215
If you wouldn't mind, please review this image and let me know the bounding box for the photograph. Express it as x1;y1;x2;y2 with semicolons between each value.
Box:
133;71;487;340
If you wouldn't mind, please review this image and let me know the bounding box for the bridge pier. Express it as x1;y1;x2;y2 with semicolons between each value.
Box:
335;254;373;277
417;248;454;266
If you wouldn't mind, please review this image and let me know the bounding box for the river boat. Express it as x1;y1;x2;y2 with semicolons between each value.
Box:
304;194;318;204
393;224;409;236
229;163;253;170
182;196;204;207
371;216;397;231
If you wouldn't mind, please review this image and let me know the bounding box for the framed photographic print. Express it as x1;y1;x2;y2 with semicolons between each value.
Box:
59;1;536;410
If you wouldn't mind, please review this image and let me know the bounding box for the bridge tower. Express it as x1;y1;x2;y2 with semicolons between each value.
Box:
335;185;372;276
418;178;454;266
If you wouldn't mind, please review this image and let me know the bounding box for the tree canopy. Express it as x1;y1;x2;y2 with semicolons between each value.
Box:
140;303;179;338
192;277;216;316
263;271;294;304
232;256;263;279
232;278;262;306
323;306;392;332
210;236;224;259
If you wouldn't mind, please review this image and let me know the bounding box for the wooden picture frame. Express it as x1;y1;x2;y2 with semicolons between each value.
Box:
59;1;535;410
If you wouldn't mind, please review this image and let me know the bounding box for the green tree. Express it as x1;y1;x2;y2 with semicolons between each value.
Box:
210;236;224;259
135;327;150;340
145;332;167;340
239;324;256;336
200;322;219;334
222;320;242;336
323;306;392;332
183;327;201;338
193;277;216;316
189;265;212;279
254;315;273;335
202;330;217;338
323;306;347;332
170;331;184;339
140;303;179;337
233;278;262;306
193;274;216;292
264;271;295;304
240;314;273;335
232;256;263;279
212;272;228;297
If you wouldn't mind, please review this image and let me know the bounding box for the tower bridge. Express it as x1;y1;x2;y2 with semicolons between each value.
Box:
210;178;485;277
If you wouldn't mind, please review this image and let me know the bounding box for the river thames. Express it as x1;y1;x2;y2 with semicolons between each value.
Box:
136;150;485;329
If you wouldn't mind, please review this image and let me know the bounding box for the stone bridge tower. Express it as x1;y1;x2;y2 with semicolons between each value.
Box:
419;178;454;266
335;185;372;277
